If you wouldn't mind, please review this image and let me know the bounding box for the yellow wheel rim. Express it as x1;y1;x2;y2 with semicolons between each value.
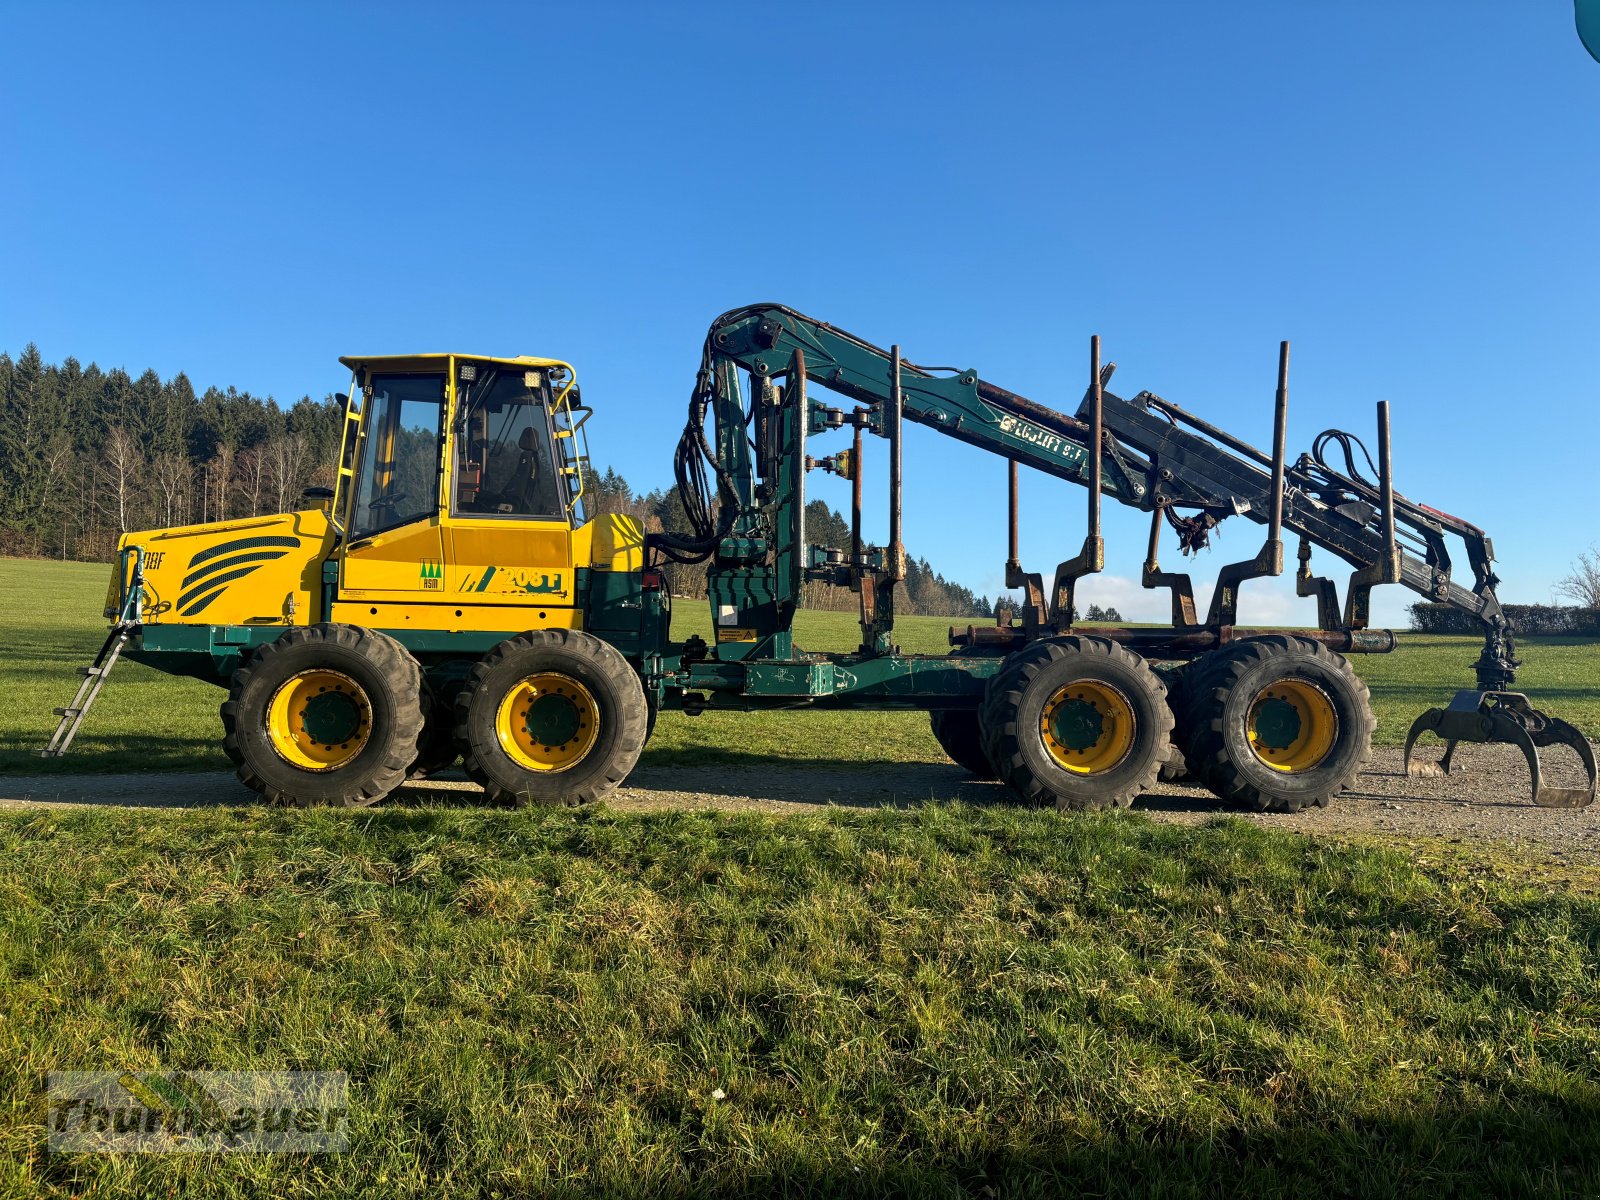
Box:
1040;679;1136;774
494;672;600;773
1247;678;1338;773
266;669;372;771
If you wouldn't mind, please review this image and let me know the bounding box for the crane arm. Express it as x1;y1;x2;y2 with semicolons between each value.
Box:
656;303;1517;691
697;303;1148;504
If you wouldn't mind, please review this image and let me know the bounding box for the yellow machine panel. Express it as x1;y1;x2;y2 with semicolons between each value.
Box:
339;517;448;604
580;513;645;573
116;510;335;627
326;600;583;632
327;515;644;633
445;521;574;604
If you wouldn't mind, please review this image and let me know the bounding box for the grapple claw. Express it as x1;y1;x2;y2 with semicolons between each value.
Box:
1403;694;1475;780
1528;716;1598;809
1402;690;1596;808
1403;708;1442;777
1533;787;1593;810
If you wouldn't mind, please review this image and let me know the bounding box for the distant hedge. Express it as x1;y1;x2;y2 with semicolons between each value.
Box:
1409;602;1600;637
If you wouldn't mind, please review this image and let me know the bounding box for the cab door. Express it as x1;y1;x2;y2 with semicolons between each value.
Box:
338;371;447;603
443;361;577;616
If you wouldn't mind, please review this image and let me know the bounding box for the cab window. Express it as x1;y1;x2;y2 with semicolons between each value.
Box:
453;366;564;518
350;373;445;538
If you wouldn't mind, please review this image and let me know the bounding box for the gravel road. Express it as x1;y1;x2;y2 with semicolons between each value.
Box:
4;744;1597;863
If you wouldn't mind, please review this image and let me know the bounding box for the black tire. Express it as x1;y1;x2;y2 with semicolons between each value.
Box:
1157;663;1191;783
980;636;1172;811
456;629;648;806
222;623;425;807
1180;635;1374;813
407;688;461;780
930;709;995;779
928;647;1002;779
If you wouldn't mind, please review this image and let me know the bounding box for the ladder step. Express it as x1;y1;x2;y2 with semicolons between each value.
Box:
40;626;135;758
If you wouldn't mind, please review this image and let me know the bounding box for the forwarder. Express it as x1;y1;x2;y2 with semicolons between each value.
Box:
43;306;1597;812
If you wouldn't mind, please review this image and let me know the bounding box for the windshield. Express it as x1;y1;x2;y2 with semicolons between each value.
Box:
350;373;445;538
453;365;564;518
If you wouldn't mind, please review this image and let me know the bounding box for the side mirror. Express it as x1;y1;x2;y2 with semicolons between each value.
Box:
302;486;335;513
566;384;582;408
335;392;350;410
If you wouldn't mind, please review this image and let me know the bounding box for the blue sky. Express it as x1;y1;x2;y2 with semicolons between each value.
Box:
2;2;1595;628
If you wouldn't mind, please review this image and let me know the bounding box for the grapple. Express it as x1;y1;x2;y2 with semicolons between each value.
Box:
1404;688;1598;808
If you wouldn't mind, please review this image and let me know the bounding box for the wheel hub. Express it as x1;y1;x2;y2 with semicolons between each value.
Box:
1247;679;1338;773
266;669;373;772
301;689;364;746
1040;680;1135;775
524;691;583;747
1252;695;1303;752
1049;699;1106;753
495;672;599;773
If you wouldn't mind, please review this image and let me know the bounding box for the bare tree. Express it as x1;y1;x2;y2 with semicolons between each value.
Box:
236;445;269;518
267;434;309;513
206;443;236;523
1556;547;1600;608
150;451;191;528
39;437;78;557
97;425;146;533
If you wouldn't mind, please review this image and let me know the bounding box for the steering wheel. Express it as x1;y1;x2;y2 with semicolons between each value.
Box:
369;492;409;512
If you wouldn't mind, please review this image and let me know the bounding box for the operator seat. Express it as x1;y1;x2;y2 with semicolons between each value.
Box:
506;426;544;513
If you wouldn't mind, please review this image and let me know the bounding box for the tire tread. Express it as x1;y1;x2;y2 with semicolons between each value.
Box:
979;636;1172;811
221;623;424;807
1179;635;1374;813
456;628;647;806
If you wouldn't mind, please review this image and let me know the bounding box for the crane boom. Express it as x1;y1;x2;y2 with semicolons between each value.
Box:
663;303;1516;693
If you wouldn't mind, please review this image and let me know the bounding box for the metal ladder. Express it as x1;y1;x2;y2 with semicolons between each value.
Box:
38;549;143;759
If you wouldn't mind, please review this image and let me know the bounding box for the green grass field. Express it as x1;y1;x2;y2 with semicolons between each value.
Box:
2;803;1598;1198
5;556;1599;776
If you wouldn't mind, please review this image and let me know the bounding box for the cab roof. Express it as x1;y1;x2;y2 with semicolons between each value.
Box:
338;352;570;374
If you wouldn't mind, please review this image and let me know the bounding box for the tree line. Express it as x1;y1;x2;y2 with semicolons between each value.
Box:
0;344;340;560
0;344;997;617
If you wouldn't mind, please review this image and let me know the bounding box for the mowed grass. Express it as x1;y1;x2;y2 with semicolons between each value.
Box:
2;802;1598;1198
4;556;1598;775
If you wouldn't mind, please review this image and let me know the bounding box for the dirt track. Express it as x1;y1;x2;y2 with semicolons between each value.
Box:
4;744;1597;864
